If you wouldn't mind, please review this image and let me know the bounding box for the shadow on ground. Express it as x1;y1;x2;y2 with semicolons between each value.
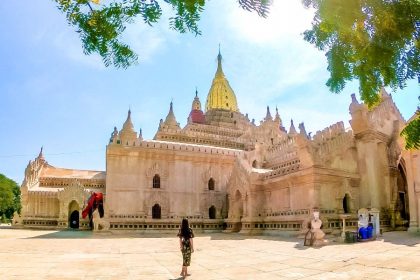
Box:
17;228;420;247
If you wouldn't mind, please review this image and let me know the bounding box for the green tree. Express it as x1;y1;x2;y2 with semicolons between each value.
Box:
54;0;270;68
401;109;420;149
0;174;21;222
302;0;419;149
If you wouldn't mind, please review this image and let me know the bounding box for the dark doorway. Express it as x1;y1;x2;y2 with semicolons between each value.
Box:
343;193;351;214
69;210;79;229
152;204;161;219
396;164;409;227
209;205;216;219
398;192;408;220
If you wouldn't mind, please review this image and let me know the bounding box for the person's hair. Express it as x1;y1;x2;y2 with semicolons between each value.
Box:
180;218;190;238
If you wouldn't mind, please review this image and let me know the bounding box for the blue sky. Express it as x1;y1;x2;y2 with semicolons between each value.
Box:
0;1;418;184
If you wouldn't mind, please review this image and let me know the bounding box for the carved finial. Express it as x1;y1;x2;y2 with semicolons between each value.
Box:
299;122;308;138
265;106;272;121
38;146;44;159
351;93;359;104
289;119;297;134
216;45;223;76
349;93;364;114
163;100;180;128
138;128;143;140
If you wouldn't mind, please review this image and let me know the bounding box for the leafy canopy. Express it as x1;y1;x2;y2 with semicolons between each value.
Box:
303;0;419;149
54;0;270;68
401;109;420;149
0;174;21;221
302;0;419;106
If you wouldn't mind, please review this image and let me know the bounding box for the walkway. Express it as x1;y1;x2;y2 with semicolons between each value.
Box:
0;228;419;279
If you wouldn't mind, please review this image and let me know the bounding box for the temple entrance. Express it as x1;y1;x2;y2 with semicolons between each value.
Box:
209;205;216;219
232;190;243;232
395;164;409;229
68;200;80;229
152;204;161;219
343;193;351;214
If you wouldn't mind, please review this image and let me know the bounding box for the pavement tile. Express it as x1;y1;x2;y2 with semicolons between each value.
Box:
0;229;420;279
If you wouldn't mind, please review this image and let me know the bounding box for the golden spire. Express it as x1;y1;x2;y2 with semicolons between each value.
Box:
205;48;239;112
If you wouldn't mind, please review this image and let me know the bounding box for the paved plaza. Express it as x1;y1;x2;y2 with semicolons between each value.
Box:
0;228;420;280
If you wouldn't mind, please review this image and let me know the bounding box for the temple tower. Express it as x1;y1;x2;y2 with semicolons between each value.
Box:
205;49;239;112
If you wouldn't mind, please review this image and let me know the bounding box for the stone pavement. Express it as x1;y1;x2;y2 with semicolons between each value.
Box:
0;228;420;280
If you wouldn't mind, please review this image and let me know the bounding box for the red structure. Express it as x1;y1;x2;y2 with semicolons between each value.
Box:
189;109;205;124
82;192;103;219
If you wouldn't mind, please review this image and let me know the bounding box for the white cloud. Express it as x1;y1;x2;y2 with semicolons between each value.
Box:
227;1;315;45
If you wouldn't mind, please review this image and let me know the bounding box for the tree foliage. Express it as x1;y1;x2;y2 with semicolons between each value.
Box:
54;0;270;68
401;109;420;149
0;174;21;221
302;0;420;149
302;0;419;106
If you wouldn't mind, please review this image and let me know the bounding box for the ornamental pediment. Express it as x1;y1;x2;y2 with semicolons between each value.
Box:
57;180;89;204
146;162;168;178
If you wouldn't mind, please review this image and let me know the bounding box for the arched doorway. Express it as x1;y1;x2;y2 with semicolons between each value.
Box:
209;205;216;219
232;190;244;232
343;193;351;214
68;200;79;229
395;164;409;228
152;204;161;219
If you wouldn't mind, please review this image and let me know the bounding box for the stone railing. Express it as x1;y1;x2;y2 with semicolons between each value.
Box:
261;159;301;179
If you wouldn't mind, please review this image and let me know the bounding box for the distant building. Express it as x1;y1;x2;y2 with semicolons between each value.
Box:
16;51;420;234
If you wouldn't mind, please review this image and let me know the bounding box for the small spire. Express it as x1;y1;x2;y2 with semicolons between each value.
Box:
216;45;224;77
122;109;135;132
351;93;359;104
138;128;143;140
111;126;118;137
38;146;44;159
164;100;180;128
289;119;297;134
265;106;272;121
191;88;202;111
299;122;308;138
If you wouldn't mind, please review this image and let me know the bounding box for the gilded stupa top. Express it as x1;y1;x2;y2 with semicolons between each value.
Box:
205;49;239;112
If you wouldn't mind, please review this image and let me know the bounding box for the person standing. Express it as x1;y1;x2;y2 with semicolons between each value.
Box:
177;218;194;278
